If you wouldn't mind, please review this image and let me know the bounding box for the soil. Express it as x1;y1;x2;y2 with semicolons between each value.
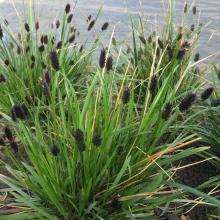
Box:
174;155;220;220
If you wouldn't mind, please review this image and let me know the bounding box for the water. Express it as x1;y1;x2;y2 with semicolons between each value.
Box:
0;0;219;60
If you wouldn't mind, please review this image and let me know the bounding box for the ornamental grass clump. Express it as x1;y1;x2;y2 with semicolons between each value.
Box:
0;1;219;219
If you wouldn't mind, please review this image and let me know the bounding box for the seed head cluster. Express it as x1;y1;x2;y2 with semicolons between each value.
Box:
50;50;60;71
67;14;73;23
24;23;30;32
177;49;186;60
194;53;200;62
193;5;197;15
4;126;13;141
10;142;19;153
52;145;60;156
56;41;62;49
179;93;196;112
44;71;51;85
101;22;109;31
99;49;106;69
122;87;131;104
88;20;95;31
106;56;113;71
68;34;75;43
65;3;71;14
149;75;157;94
56;20;60;29
110;195;121;211
158;39;164;49
92;135;102;147
35;21;39;30
74;129;85;152
162;102;173;120
38;45;45;53
201;87;213;100
11;104;28;121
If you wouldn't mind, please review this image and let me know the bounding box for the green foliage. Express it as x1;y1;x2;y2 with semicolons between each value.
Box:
0;1;219;219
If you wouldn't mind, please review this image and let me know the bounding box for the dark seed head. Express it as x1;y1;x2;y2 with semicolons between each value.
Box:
56;20;60;29
10;142;18;153
99;49;106;69
44;71;51;85
24;23;30;32
156;48;160;57
50;50;60;71
79;45;84;52
158;39;164;49
179;93;196;112
35;21;39;30
31;54;35;63
74;129;84;143
162;102;173;120
167;45;173;60
52;145;60;156
139;36;146;44
51;36;55;45
74;129;85;152
177;33;183;41
65;3;71;14
43;35;48;44
177;49;186;60
193;5;197;15
92;135;102;147
194;53;200;62
106;56;113;71
40;35;44;44
12;104;28;120
101;22;109;31
87;15;92;22
4;127;13;141
149;75;157;94
67;14;73;23
190;24;195;32
0;25;3;39
38;45;45;53
68;34;75;43
184;3;188;14
201;87;213;100
88;20;95;31
0;74;6;83
4;19;9;26
148;35;152;43
122;86;130;104
56;41;62;49
110;195;121;210
4;60;9;66
182;41;191;49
